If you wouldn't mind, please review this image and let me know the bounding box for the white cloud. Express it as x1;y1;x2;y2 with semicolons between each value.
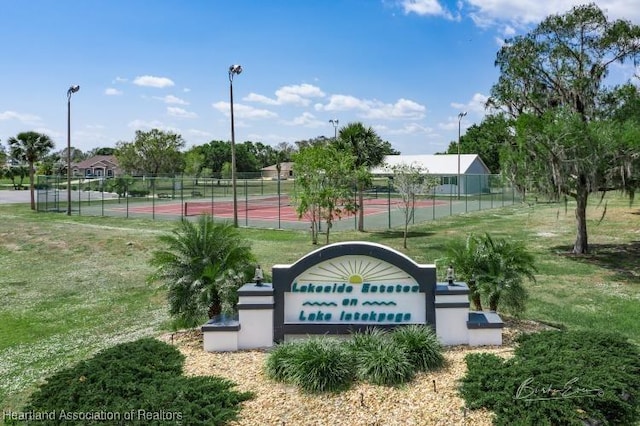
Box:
317;94;367;112
467;0;640;31
0;110;42;124
167;107;197;119
127;119;179;134
283;112;326;127
133;75;175;88
317;95;426;120
33;127;62;139
212;101;278;119
155;95;189;105
385;122;434;135
104;88;123;96
244;93;279;105
450;92;489;114
183;88;191;93
187;129;212;138
112;76;128;84
246;83;325;106
400;0;456;20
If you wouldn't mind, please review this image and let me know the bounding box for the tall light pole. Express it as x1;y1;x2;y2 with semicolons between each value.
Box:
329;119;339;139
229;64;242;227
457;111;467;200
67;85;80;215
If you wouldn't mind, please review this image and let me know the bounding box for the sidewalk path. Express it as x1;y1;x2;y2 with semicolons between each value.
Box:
0;190;30;204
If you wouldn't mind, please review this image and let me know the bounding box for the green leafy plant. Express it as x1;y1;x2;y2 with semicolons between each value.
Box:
264;341;300;383
266;326;445;392
356;338;414;386
23;338;253;426
284;337;356;393
148;215;255;327
446;232;537;316
391;324;444;372
460;330;640;425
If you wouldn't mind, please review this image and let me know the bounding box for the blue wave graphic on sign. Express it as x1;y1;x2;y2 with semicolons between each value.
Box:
302;301;338;307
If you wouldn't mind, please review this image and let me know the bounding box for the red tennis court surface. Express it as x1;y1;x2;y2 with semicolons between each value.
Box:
117;197;448;222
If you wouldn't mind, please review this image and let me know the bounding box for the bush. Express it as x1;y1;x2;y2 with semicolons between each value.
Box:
264;341;299;383
265;326;446;392
129;189;149;197
345;326;388;355
356;338;414;386
391;324;445;372
23;338;253;426
282;336;355;392
287;337;356;393
459;330;640;425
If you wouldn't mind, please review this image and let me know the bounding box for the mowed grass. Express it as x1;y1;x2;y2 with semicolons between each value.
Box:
1;192;638;411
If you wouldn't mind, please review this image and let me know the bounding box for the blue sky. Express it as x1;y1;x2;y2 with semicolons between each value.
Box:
1;0;639;155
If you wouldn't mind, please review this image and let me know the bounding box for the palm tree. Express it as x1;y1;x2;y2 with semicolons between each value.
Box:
446;233;537;315
334;122;388;232
445;234;486;310
477;234;537;314
8;131;54;210
148;216;255;328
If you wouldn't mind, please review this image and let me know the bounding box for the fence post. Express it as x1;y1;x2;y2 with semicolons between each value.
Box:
388;177;392;229
245;179;248;227
465;175;468;213
432;187;436;220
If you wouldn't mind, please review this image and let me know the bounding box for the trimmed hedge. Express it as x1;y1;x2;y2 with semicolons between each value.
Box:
459;330;640;425
21;338;253;426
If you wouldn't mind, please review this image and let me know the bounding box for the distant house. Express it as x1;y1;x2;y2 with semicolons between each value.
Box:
72;155;121;178
371;154;491;195
260;162;295;179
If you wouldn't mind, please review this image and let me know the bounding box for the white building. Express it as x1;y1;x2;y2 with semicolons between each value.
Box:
371;154;492;195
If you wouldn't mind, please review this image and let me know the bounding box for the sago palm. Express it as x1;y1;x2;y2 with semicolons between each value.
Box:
477;234;537;314
445;234;487;310
148;215;255;328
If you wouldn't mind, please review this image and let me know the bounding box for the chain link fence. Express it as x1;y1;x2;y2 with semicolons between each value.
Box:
35;173;523;230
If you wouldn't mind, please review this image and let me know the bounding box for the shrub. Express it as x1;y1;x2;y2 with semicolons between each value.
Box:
356;338;414;386
266;327;447;392
391;324;444;372
345;327;388;355
23;338;253;426
264;341;299;383
459;330;640;425
286;337;355;393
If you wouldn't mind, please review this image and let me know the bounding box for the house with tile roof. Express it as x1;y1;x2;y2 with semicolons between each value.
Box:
71;155;121;178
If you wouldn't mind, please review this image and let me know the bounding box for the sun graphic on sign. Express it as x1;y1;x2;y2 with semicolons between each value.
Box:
296;255;413;284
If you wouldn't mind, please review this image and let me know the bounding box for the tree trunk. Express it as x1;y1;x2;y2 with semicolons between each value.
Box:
469;280;482;311
403;221;408;249
489;295;499;312
208;293;222;318
573;186;589;254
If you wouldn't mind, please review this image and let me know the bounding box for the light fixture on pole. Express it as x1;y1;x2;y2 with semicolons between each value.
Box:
329;119;339;139
457;111;467;200
67;85;80;216
228;64;242;227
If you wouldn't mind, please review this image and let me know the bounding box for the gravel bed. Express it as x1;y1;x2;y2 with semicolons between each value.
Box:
165;320;550;426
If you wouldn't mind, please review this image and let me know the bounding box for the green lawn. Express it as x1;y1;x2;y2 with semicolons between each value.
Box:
1;192;638;411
